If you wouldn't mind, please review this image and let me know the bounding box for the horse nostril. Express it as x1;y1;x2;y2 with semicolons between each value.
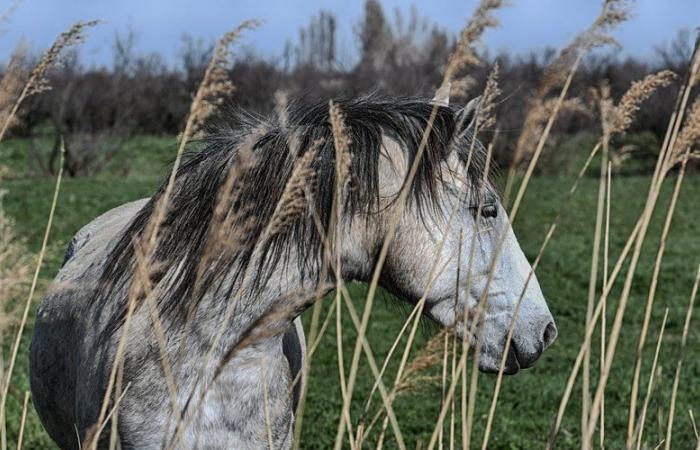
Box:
542;321;558;349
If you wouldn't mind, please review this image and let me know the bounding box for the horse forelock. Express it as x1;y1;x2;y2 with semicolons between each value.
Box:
96;94;492;335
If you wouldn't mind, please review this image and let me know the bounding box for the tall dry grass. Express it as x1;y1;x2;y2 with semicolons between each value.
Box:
0;17;100;450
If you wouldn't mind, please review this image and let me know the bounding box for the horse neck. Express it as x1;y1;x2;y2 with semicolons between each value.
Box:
191;253;330;347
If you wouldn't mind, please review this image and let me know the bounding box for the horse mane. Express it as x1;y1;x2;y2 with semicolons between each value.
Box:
96;94;491;334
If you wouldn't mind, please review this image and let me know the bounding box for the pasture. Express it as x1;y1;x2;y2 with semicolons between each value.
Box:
2;135;698;449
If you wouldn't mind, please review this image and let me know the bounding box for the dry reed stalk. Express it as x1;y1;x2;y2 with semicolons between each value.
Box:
0;198;31;326
586;32;700;442
664;263;700;450
396;329;451;396
83;383;132;448
264;143;320;239
504;0;629;204
0;45;28;133
633;309;668;450
334;0;506;442
534;68;677;448
585;35;700;446
291;289;327;450
627;144;691;446
449;327;457;450
368;329;448;449
373;256;457;450
304;199;407;449
82;23;260;445
340;293;406;450
0;20;99;143
166;138;322;449
447;68;499;449
15;391;28;450
307;236;403;449
584;71;677;445
493;69;654;448
0;144;63;435
261;364;274;450
459;67;666;448
359;300;422;417
463;138;497;450
411;133;496;450
475;63;501;131
610;71;676;135
339;214;459;447
328;100;355;447
582;84;613;449
335;288;354;449
274;90;289;128
442;0;503;87
146;19;259;253
439;331;449;450
546;215;643;448
480;222;556;450
601;160;612;449
690;410;699;442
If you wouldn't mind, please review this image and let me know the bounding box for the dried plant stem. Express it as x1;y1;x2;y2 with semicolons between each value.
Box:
427;331;475;450
168;144;321;449
436;145;502;450
359;229;460;446
628;147;690;448
601;161;612;449
633;309;668;450
15;392;28;450
586;42;700;446
147;21;257;250
464;139;497;450
332;107;440;450
333;3;505;443
481;223;555;450
439;332;449;450
664;263;700;450
627;52;700;442
305;202;405;449
261;364;274;450
335;291;355;448
361;303;420;413
546;215;642;448
583;105;610;449
449;330;457;450
0;21;99;143
374;252;457;449
0;145;63;430
689;410;699;442
449;128;599;448
341;293;406;450
292;300;323;450
508;54;582;222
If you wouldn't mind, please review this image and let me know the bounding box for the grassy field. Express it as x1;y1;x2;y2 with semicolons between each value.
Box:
1;136;699;449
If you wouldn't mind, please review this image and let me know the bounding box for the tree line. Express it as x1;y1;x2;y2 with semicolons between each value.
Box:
3;0;696;176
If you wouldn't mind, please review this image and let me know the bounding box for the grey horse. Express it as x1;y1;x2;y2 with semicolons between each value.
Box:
30;93;557;449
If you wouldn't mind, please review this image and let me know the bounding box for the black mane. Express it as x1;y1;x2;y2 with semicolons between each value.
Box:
97;95;490;332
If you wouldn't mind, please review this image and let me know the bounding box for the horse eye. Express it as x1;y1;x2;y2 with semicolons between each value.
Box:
481;204;498;218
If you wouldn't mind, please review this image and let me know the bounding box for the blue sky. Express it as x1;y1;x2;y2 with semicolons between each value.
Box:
2;0;699;67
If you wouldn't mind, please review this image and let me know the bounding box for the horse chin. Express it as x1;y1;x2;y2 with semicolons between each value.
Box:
477;345;520;375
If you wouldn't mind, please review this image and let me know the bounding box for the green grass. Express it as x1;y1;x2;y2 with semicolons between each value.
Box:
1;138;699;449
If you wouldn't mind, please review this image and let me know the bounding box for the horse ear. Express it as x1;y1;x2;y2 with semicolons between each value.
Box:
456;96;481;134
432;82;451;106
